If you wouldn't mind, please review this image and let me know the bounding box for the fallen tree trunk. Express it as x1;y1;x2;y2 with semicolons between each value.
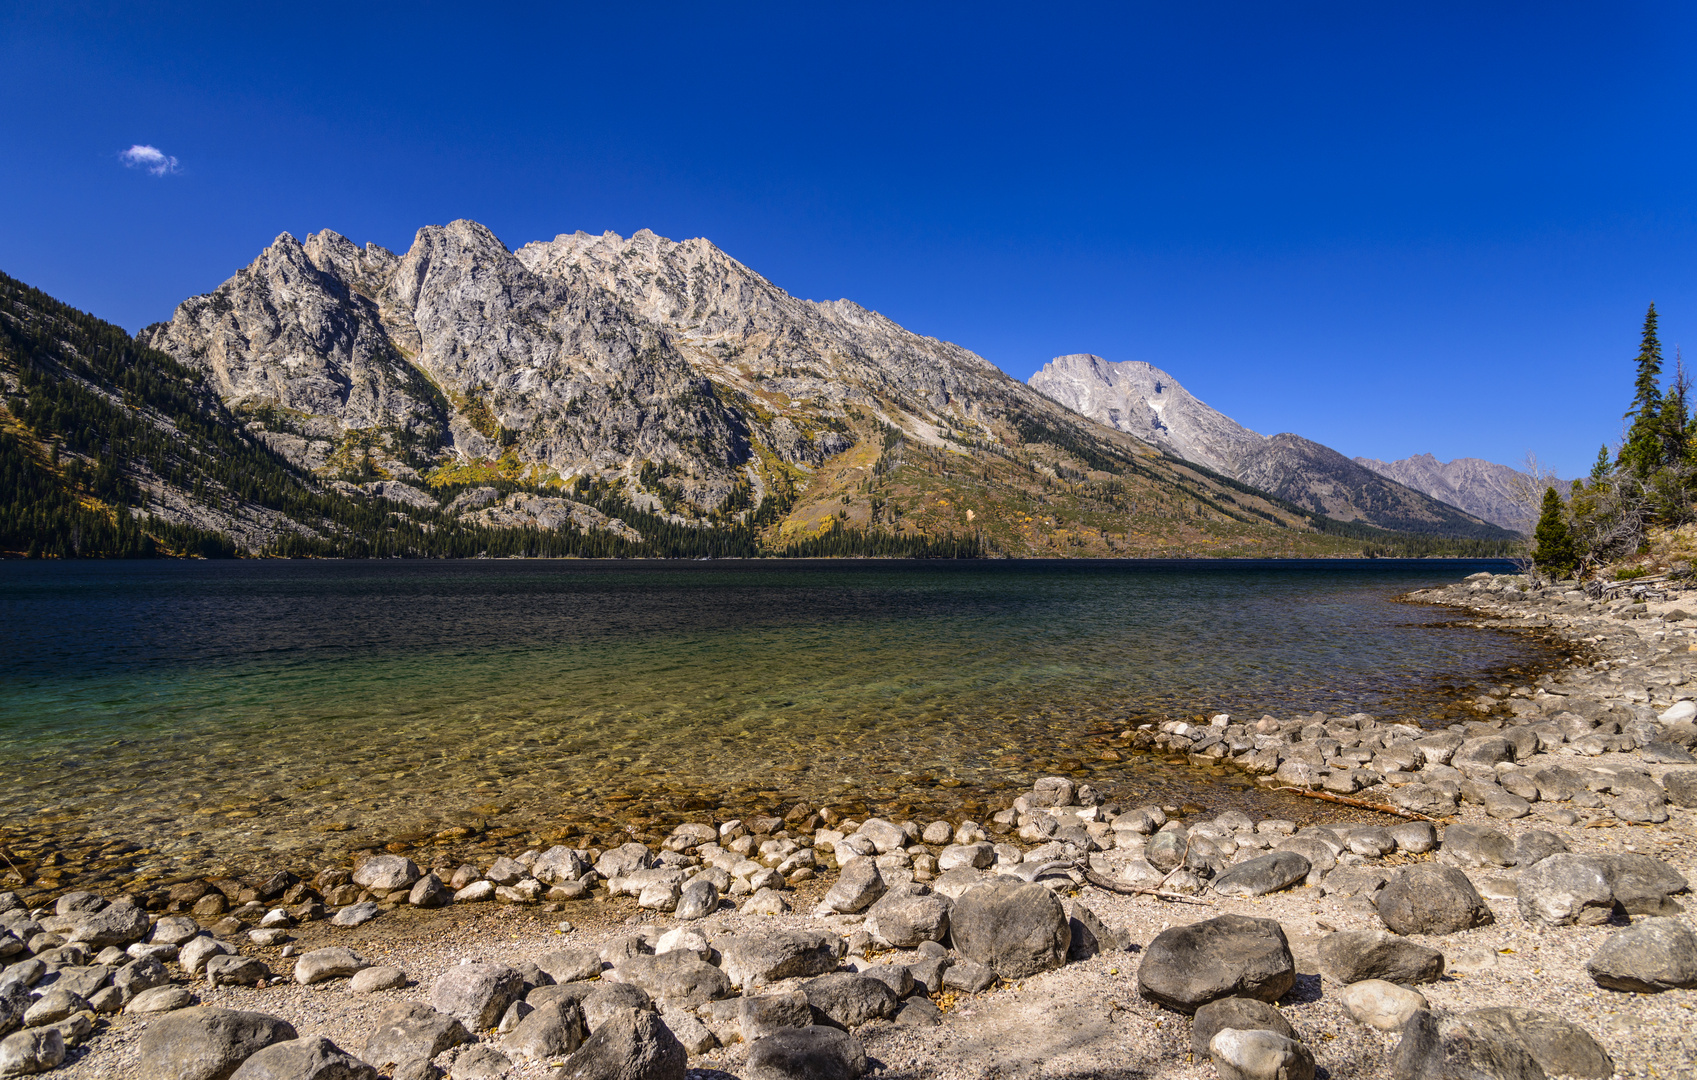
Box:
1268;786;1438;821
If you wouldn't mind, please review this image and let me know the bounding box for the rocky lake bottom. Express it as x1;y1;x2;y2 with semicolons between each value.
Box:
0;559;1559;895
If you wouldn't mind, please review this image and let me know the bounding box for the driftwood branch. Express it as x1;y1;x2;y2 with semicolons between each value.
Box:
1268;786;1437;821
1074;863;1214;905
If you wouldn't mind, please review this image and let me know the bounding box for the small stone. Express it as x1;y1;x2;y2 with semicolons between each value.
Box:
409;874;452;909
294;946;371;985
941;957;995;993
350;966;408;994
921;821;953;845
453;881;495;904
179;935;234;976
205;954;271;988
1316;931;1444;985
1189;997;1297;1055
1339;979;1426;1031
1209;1028;1315;1080
823;860;886;914
126;986;198;1015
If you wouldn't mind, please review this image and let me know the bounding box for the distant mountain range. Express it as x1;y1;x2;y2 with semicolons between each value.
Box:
1029;354;1530;535
3;223;1520;561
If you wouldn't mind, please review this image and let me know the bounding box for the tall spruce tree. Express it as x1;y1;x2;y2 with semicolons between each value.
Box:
1532;486;1578;576
1620;302;1666;475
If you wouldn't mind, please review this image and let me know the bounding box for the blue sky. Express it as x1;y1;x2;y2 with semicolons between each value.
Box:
3;3;1694;477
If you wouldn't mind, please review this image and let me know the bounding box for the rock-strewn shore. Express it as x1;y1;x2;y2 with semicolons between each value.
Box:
5;570;1697;1079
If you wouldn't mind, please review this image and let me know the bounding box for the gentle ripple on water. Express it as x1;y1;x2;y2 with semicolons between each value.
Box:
0;558;1565;886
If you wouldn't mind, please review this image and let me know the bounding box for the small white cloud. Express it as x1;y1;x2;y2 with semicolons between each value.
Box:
119;144;180;176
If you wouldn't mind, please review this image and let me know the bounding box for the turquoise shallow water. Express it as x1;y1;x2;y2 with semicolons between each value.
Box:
0;558;1558;882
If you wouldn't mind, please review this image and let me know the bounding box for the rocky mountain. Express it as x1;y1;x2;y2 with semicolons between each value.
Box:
1354;454;1552;533
1;223;1517;559
1030;354;1513;539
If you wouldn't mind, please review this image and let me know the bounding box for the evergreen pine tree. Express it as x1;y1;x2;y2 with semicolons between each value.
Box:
1590;444;1614;483
1620;302;1666;475
1532;486;1578;576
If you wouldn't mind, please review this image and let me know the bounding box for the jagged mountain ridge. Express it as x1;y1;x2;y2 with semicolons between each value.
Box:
133;220;1424;557
1030;354;1514;539
1355;454;1551;532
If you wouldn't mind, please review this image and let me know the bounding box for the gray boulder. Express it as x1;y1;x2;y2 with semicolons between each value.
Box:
1209;1028;1315;1080
1464;1007;1613;1079
1439;824;1516;868
1389;821;1438;853
22;987;86;1028
1513;831;1569;867
607;952;730;1008
1189;996;1297;1055
408;874;451;909
361;1002;471;1073
744;1025;866;1080
206;955;272;988
596;843;654;880
1605;853;1689;915
228;1036;379;1080
535;949;603;985
294;947;371;985
1211;852;1311;897
1137;915;1295;1014
352;856;419;892
1517;853;1616;927
552;1006;685;1080
1064;900;1124;961
1587;917;1697;992
429;963;524;1030
67;901;150;947
1339;979;1426;1032
135;1007;298;1080
503;999;587;1061
948;879;1070;979
1392;1010;1544;1080
674;878;719;922
329;903;381;928
0;1028;64;1077
1663;769;1697;807
1316;930;1443;985
863;891;949;948
800;973;899;1028
581;984;655;1032
0;982;27;1038
941;957;996;993
720;930;844;990
1377;865;1494;936
739;991;814;1043
823;859;886;914
115;955;170;1001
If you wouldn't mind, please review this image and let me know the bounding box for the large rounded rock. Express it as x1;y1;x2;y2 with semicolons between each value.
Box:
553;1006;685;1080
1587;917;1697;992
503;999;588;1061
744;1025;866;1080
674;878;719;922
1393;1010;1543;1080
294;947;371;986
863;891;950;948
607;953;730;1008
1517;853;1615;927
1605;853;1690;915
720;930;843;990
1189;997;1297;1056
1376;865;1493;936
351;856;419;893
1339;980;1426;1032
1464;1007;1613;1079
1316;930;1443;985
1137;914;1295;1014
1212;853;1310;897
1209;1028;1315;1080
1438;824;1515;868
0;1028;64;1077
800;973;899;1029
429;963;524;1030
949;879;1071;979
823;859;886;915
361;1002;471;1073
67;901;150;947
135;1007;298;1080
227;1036;379;1080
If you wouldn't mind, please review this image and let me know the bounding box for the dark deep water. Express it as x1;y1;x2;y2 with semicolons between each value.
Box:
0;558;1558;882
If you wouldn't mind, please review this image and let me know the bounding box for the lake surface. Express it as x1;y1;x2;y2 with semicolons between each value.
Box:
0;558;1560;888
